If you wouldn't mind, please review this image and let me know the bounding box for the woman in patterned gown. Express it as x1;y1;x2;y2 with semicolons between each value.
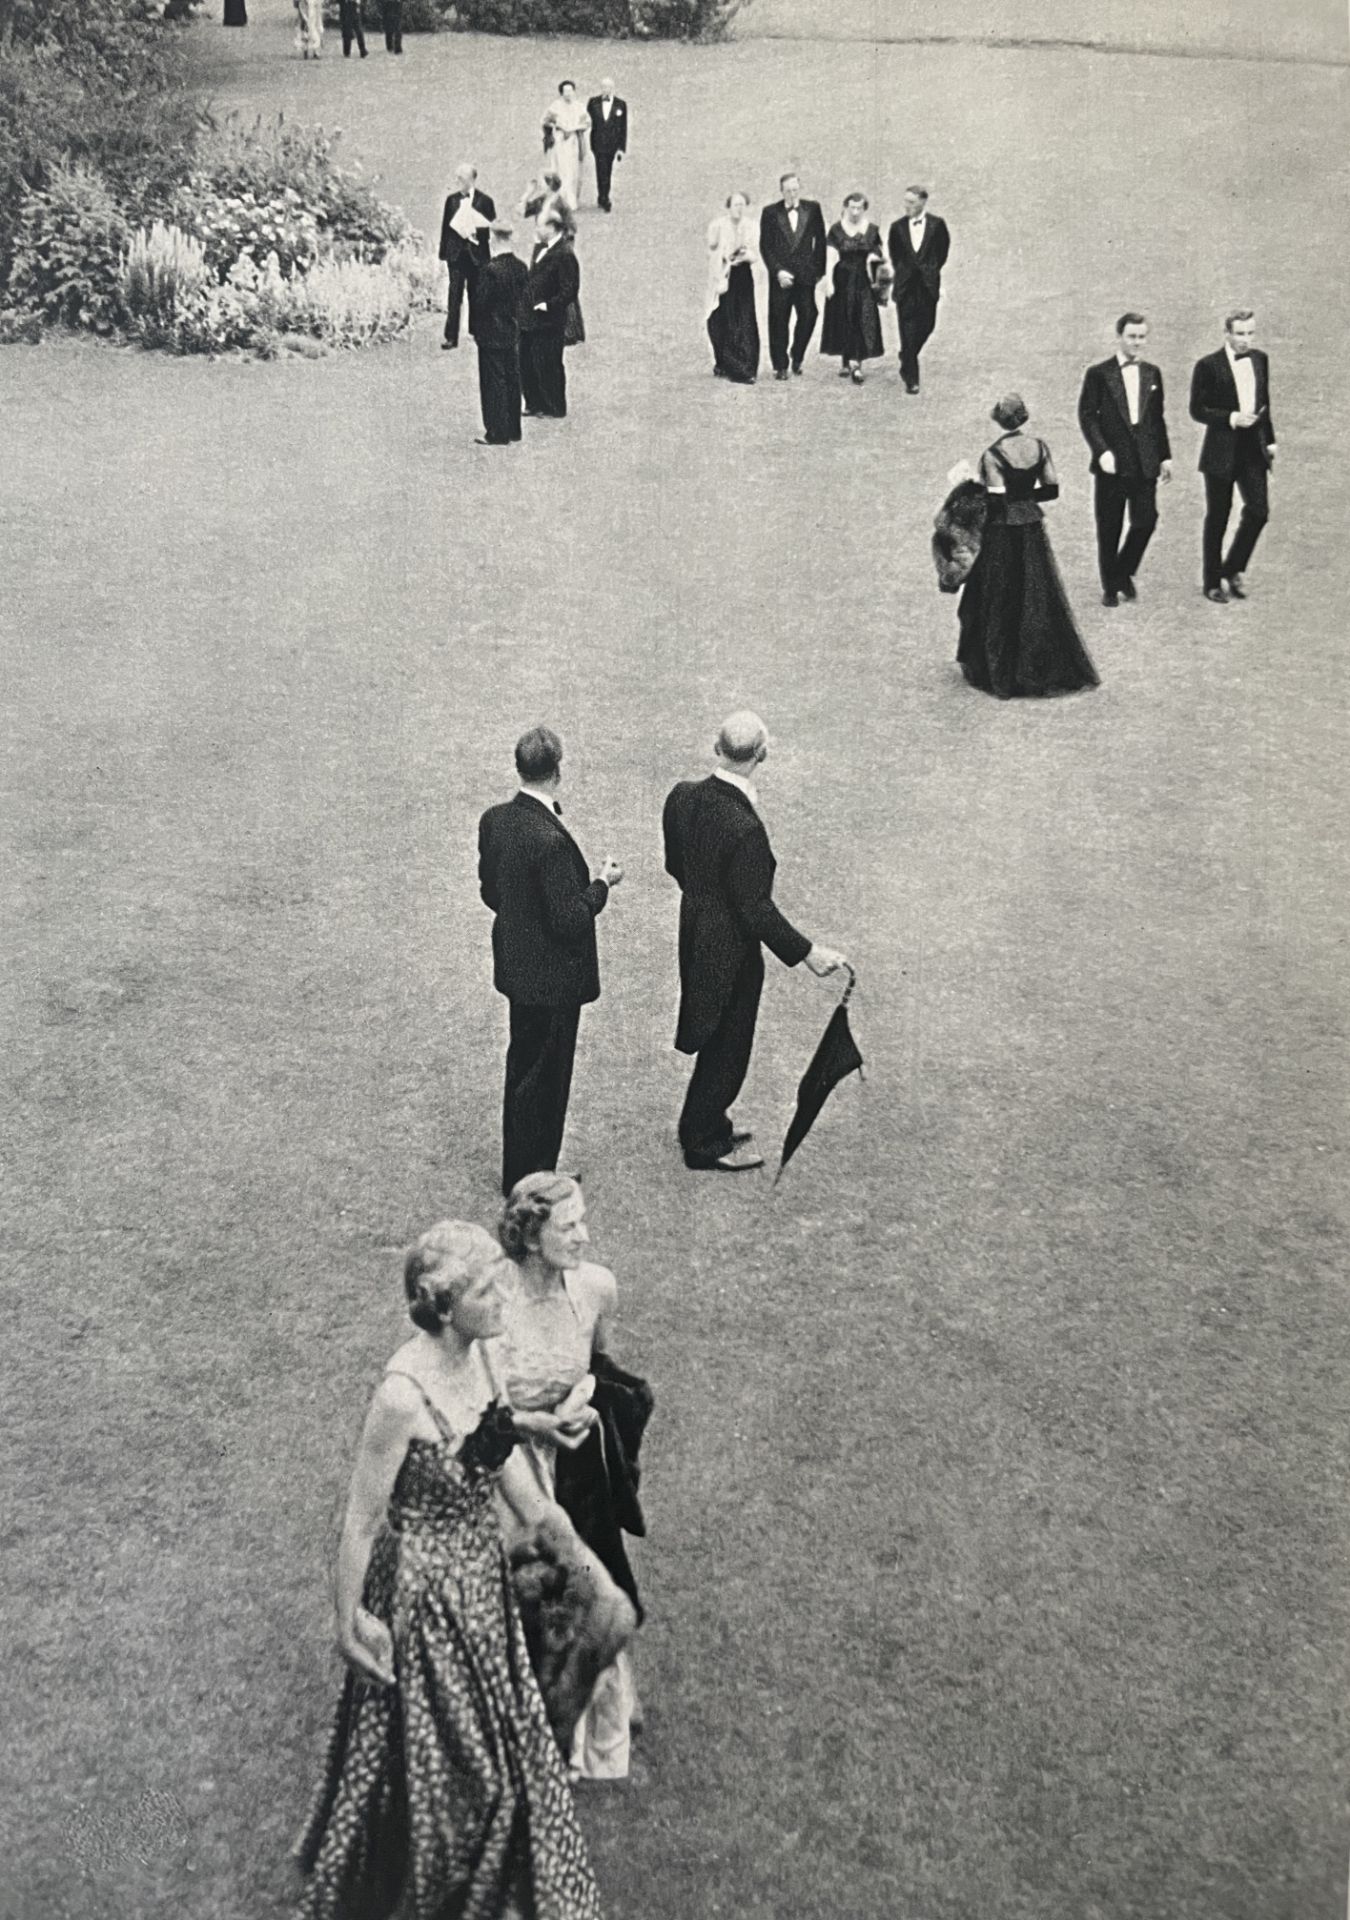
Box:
956;393;1100;698
495;1174;643;1782
294;1221;604;1920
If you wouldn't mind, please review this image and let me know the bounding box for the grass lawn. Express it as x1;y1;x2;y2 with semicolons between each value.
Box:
3;8;1349;1918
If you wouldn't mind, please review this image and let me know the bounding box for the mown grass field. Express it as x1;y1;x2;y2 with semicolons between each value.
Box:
2;7;1348;1918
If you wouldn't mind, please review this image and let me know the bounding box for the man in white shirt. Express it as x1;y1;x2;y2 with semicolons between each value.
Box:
1189;309;1277;602
585;79;628;211
886;185;951;393
1077;311;1173;606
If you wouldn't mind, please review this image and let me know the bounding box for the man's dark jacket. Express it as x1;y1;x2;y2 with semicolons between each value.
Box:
1189;347;1275;476
478;793;607;1007
1077;356;1172;480
438;187;496;268
662;775;811;1054
758;198;827;285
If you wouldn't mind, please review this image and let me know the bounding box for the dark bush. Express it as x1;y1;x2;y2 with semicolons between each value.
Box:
5;161;130;333
448;0;743;36
322;0;454;29
194;116;413;260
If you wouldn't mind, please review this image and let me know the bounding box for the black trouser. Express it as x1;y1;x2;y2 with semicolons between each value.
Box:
502;1002;581;1197
477;341;522;444
339;0;365;52
766;277;819;373
443;260;476;346
679;952;763;1159
1203;441;1270;589
594;149;617;207
382;0;401;49
895;285;937;386
1094;470;1158;591
520;327;567;417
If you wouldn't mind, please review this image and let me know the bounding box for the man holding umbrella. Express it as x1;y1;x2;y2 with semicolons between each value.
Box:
663;711;848;1172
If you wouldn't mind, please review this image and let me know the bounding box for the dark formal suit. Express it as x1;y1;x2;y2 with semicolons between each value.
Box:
519;239;581;418
1190;346;1275;589
474;253;528;443
663;774;811;1160
586;93;628;210
382;0;401;49
338;0;365;53
1077;354;1172;592
886;211;950;388
438;186;496;346
479;791;609;1195
758;199;827;373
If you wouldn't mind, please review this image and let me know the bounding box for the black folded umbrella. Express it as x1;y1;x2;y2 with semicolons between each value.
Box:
775;965;864;1182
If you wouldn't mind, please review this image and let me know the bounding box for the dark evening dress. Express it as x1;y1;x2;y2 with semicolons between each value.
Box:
957;435;1100;699
820;222;885;364
705;215;760;384
294;1383;604;1920
223;0;247;22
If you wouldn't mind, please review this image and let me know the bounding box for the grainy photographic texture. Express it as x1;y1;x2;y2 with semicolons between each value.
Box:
2;3;1347;1917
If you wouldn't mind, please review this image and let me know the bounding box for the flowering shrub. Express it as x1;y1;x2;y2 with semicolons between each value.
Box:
169;178;322;277
286;254;416;348
193;117;411;263
6;161;128;333
118;218;211;344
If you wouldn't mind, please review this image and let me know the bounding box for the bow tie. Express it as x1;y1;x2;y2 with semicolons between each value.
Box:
910;218;924;227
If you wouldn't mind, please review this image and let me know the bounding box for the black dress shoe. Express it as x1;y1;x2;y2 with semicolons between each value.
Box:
1102;590;1119;608
904;382;919;394
727;1128;754;1147
1204;586;1229;604
441;340;456;351
790;361;803;376
1118;577;1137;601
774;368;789;381
1225;573;1248;599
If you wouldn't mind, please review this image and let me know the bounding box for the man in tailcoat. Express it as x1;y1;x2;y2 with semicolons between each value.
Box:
886;185;951;393
473;222;528;446
519;207;581;419
586;77;628;211
438;163;496;350
479;727;622;1196
1189;309;1277;602
662;711;846;1173
758;173;827;380
1077;312;1173;606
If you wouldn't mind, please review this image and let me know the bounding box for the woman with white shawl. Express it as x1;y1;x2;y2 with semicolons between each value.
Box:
293;0;322;56
542;81;591;206
705;191;760;384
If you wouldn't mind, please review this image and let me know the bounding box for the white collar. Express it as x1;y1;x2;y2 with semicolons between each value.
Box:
1116;352;1140;372
518;786;560;813
714;767;758;808
910;211;926;223
1225;342;1253;368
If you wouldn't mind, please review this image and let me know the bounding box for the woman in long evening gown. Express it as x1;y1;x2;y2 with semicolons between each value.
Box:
294;1222;604;1920
956;393;1100;699
820;194;885;382
542;83;591;206
496;1175;645;1783
706;191;760;384
293;0;322;55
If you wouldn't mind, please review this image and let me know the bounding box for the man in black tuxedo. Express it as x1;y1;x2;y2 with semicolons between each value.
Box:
479;727;622;1197
758;173;827;381
438;164;495;351
586;77;627;211
382;0;402;50
1077;311;1173;607
663;711;847;1173
886;185;950;393
519;207;580;420
473;222;528;447
1190;309;1276;602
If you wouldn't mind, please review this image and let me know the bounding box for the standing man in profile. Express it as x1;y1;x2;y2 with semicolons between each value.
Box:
479;727;622;1197
519;206;581;420
663;711;847;1173
1077;311;1173;607
1190;308;1276;603
759;173;827;382
472;221;528;447
886;185;950;394
586;77;628;211
438;163;495;352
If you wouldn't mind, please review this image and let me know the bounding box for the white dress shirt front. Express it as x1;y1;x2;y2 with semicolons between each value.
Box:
908;215;927;250
1117;353;1141;426
1225;342;1258;419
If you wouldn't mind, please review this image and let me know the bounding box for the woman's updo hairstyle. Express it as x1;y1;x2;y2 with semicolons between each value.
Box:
498;1172;581;1264
991;392;1029;431
404;1220;500;1333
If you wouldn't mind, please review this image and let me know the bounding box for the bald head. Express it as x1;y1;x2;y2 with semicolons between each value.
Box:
715;710;769;768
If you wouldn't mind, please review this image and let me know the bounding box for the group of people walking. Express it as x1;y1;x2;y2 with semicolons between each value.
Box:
706;172;951;388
